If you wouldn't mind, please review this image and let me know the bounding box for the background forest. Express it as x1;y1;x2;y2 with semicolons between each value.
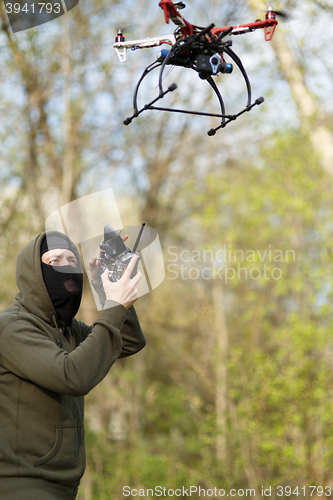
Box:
1;0;333;498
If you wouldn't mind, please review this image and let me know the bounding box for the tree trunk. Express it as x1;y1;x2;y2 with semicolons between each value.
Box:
213;278;229;462
62;19;75;206
247;0;333;176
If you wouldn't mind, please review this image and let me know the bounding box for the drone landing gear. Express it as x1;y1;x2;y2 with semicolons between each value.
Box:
123;82;178;126
123;58;230;131
123;25;265;135
207;96;264;136
123;65;264;135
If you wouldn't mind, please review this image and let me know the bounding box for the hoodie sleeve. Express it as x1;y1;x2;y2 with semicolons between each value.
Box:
77;304;146;358
118;305;146;358
0;305;132;397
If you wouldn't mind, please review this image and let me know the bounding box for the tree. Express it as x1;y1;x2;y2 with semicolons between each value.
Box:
246;0;333;176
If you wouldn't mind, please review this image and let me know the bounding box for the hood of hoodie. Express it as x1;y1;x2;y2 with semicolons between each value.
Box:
15;231;83;325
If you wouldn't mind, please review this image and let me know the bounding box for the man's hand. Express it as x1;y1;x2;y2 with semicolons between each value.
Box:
101;255;142;309
89;235;128;284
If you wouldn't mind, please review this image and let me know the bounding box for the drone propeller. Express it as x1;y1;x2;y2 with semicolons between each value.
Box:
273;10;289;19
265;6;289;19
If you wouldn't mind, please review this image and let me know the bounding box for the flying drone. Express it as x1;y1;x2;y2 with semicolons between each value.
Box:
114;0;281;136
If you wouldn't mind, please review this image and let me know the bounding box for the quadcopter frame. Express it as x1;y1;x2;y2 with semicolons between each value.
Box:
114;1;278;135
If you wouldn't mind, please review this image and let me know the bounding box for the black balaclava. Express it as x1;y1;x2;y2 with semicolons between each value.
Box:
40;235;83;327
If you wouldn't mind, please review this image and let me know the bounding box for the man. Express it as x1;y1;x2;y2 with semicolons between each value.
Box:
0;230;145;499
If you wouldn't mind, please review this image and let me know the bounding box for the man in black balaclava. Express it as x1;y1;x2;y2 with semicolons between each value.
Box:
40;234;83;328
0;230;146;500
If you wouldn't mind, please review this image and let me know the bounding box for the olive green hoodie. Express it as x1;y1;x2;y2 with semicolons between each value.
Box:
0;231;146;499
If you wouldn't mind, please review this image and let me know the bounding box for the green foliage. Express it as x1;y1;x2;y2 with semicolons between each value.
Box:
76;130;333;498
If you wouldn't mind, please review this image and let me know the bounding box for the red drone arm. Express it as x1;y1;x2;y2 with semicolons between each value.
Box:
159;1;277;41
211;17;278;42
159;0;193;36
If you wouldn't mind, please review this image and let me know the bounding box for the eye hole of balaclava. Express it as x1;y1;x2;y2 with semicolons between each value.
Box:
40;235;83;327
